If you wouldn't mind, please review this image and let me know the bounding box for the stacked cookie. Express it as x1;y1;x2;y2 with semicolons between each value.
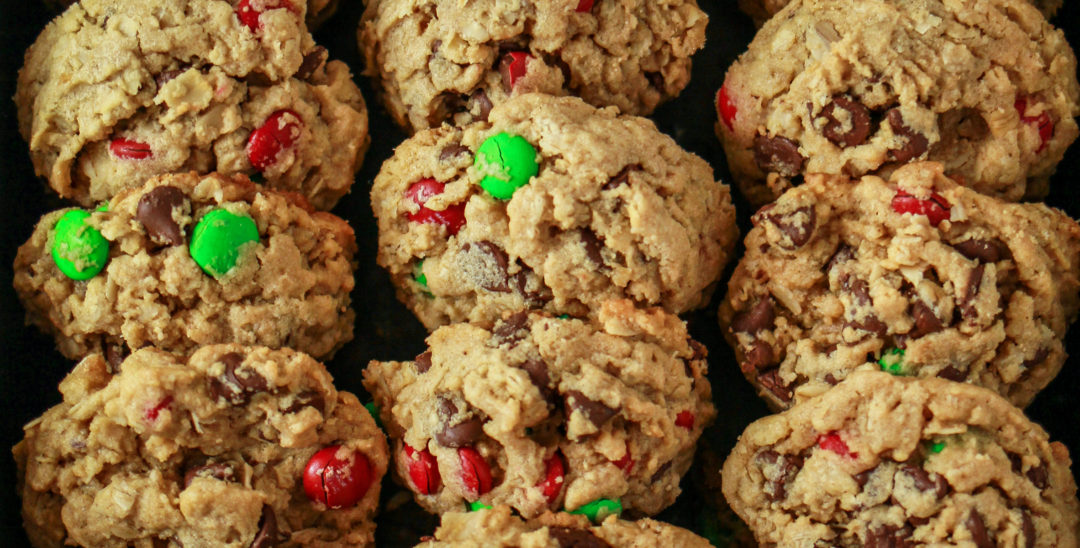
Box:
712;0;1080;544
10;0;389;545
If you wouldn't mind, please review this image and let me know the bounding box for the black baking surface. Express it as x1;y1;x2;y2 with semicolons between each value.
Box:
1;1;1078;545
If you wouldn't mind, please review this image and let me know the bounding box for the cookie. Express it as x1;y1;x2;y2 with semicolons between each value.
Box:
721;370;1080;546
358;0;707;133
718;162;1080;410
13;171;357;361
17;0;368;210
417;505;712;547
715;0;1080;206
363;301;715;518
736;0;1062;26
371;93;738;330
13;344;388;547
42;0;342;29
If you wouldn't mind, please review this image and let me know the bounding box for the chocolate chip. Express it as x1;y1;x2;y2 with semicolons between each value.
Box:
755;450;802;501
208;353;267;405
908;516;930;527
439;144;471;162
1023;348;1049;370
1009;452;1024;474
155;68;187;89
753;134;804;177
937;365;967;381
760;206;816;249
183;462;235;488
245;71;274;88
1022;511;1036;547
840;275;888;336
886;109;929;163
294;46;327;81
518;358;556;405
104;342;128;372
825;244;855;273
865;524;913;548
493;311;530;346
563;390;617;427
743;340;776;370
960;264;985;321
250;504;279;548
757;368;792;403
854;468;874;487
435;398;485;448
415;351;433;373
548;527;612;548
470;89;493;122
824;373;840;386
603;165;640;190
137;186;187;246
689;339;707;362
650;460;673;482
579;229;605;267
908;299;943;339
819;96;871;148
282;390;325;414
966;510;993;548
463;241;511;292
731;298;776;334
510;266;552;305
951;238;1008;264
901;465;947;498
1027;464;1048;490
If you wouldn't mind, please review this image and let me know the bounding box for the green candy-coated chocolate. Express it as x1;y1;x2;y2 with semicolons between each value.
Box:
189;208;259;278
474;132;538;199
467;501;492;512
364;402;383;429
569;498;621;523
929;441;946;454
51;209;109;280
413;260;428;288
877;348;905;376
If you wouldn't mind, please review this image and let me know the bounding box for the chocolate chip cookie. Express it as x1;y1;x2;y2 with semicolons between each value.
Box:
722;370;1080;547
358;0;707;133
371;93;738;330
14;344;388;547
363;301;715;518
716;0;1080;206
13;171;357;361
17;0;368;210
417;505;712;547
719;162;1080;410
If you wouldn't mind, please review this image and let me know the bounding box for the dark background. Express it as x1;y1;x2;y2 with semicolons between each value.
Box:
0;0;1077;545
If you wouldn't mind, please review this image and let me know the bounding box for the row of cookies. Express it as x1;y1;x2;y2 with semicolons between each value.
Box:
10;0;741;546
706;0;1080;544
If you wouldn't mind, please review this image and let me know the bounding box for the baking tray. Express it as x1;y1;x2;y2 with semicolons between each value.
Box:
1;0;1078;545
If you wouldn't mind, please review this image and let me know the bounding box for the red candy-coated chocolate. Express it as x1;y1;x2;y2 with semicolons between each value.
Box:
575;0;595;12
406;178;466;235
612;441;634;474
236;0;296;31
247;110;303;171
458;447;493;497
110;138;153;160
817;432;857;458
717;82;737;132
144;396;173;422
675;411;695;430
891;190;950;227
500;52;531;90
303;445;374;509
404;443;441;495
537;452;566;503
1015;96;1054;153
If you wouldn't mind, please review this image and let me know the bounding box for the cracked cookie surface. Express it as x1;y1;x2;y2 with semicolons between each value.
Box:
14;171;357;361
417;505;711;547
716;0;1079;206
718;162;1080;410
371;93;738;330
364;301;715;518
358;0;707;133
17;0;368;210
722;370;1080;547
14;345;388;547
736;0;1062;26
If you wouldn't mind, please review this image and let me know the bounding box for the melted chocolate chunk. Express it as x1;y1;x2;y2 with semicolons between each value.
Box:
966;510;993;548
825;243;855;273
937;365;968;381
470;89;493;122
464;241;511;292
819;96;872;148
250;504;279;548
183;462;236;488
281;390;325;414
886;109;929;163
864;524;913;548
439;144;472;162
415;351;433;373
755;450;803;501
743;340;776;370
104;342;129;372
959;264;985;321
579;229;606;268
908;299;944;339
493;311;530;346
294;46;327;81
208;353;267;405
137;186;187;246
951;238;1008;264
436;412;485;448
563;390;617;427
1027;463;1049;490
1022;348;1050;370
650;460;673;482
761;206;816;249
548;527;612;548
602;165;640;190
1022;511;1036;547
753;134;805;177
731;297;776;334
901;465;948;498
757;368;793;403
518;358;556;405
854;468;874;487
155;68;188;88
